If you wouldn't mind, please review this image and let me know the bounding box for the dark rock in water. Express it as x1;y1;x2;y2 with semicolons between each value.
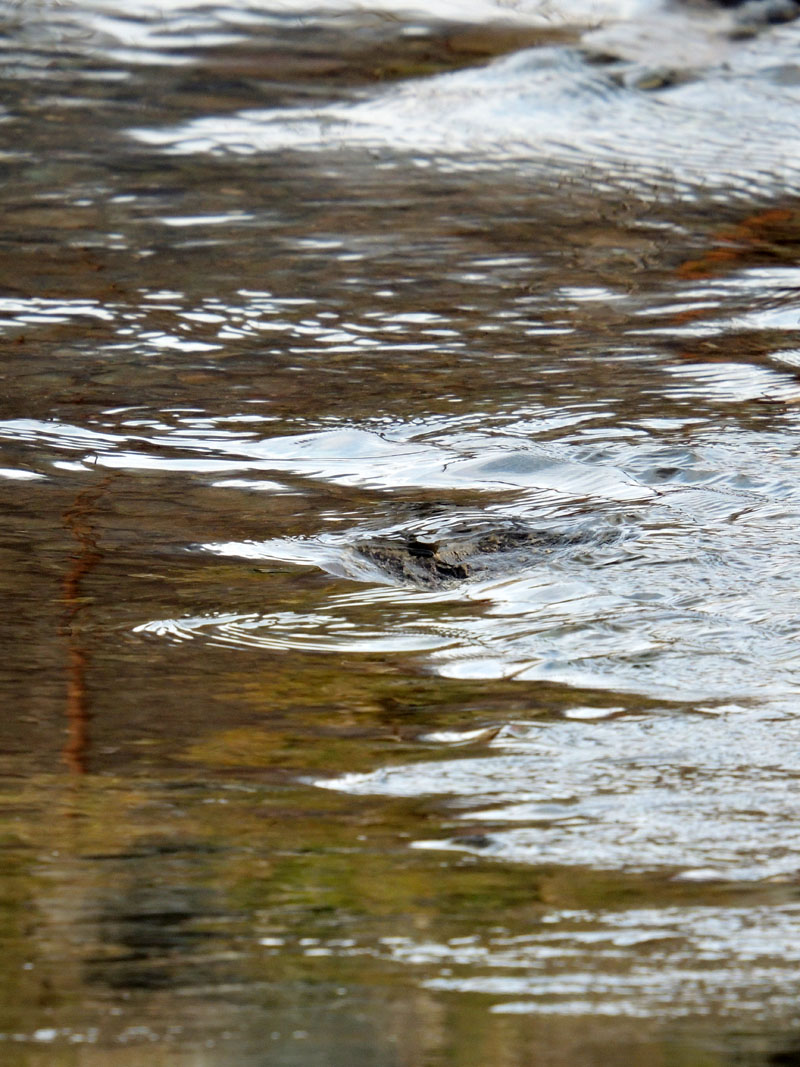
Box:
353;519;606;588
704;0;797;10
452;834;495;851
726;0;800;23
704;0;800;22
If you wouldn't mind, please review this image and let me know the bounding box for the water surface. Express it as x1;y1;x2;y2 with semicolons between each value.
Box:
3;0;800;1062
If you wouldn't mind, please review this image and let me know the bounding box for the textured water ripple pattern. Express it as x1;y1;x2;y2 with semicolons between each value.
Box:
92;413;800;882
316;710;800;880
6;405;800;882
6;0;800;1038
321;904;800;1019
88;417;798;702
257;900;800;1020
130;18;800;202
3;407;800;706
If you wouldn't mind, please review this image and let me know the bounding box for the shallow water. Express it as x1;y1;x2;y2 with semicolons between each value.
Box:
3;0;800;1062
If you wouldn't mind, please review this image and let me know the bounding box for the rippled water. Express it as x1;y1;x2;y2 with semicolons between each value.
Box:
4;0;800;1062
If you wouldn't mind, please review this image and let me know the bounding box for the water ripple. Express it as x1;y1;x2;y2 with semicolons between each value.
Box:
372;903;800;1018
131;34;800;200
317;708;800;880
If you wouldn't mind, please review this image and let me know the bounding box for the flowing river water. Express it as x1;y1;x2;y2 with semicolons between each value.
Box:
3;0;800;1062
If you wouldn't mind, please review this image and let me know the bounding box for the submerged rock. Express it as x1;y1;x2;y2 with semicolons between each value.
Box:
353;519;608;588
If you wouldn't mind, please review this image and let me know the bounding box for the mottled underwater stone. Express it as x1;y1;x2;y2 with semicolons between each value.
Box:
353;519;611;588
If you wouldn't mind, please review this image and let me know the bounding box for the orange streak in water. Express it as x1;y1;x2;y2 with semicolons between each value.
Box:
60;477;114;775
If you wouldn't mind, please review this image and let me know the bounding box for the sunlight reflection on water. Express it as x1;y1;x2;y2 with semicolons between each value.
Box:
5;0;800;1056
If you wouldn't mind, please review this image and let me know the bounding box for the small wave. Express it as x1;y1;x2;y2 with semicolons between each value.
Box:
133;609;453;653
